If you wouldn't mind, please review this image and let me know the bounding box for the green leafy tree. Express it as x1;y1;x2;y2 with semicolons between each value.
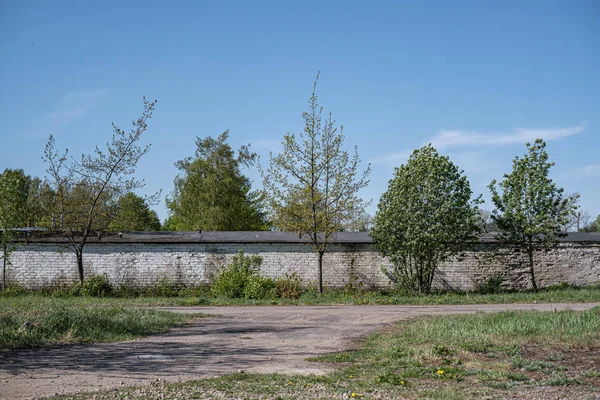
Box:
260;74;370;293
583;214;600;232
489;139;576;290
166;131;269;231
43;97;157;284
108;192;161;231
0;169;31;289
370;146;483;294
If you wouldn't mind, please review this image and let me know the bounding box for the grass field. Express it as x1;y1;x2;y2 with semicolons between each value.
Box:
4;284;600;307
0;296;202;349
53;307;600;399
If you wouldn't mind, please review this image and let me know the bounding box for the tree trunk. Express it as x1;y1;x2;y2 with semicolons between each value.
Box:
76;248;84;284
527;245;538;291
317;251;324;294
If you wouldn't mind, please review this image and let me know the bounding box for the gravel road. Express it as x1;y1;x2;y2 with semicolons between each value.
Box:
1;302;598;400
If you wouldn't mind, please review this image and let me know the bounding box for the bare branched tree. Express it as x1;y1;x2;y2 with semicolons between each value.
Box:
42;98;157;283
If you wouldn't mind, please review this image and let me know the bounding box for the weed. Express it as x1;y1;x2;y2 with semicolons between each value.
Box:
276;272;302;299
475;276;504;294
545;374;580;386
81;274;112;297
244;275;277;299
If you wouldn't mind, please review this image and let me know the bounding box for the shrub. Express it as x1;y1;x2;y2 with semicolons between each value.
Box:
81;274;113;297
211;250;263;298
0;282;27;296
344;257;364;295
277;272;302;299
244;275;277;299
475;276;504;294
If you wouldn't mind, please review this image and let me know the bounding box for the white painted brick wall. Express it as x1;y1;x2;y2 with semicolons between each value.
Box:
3;241;600;291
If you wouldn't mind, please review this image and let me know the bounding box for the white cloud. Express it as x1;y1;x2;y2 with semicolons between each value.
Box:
573;164;600;178
373;122;587;165
428;123;586;150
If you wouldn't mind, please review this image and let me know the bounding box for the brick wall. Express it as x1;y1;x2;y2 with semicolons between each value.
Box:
4;239;600;291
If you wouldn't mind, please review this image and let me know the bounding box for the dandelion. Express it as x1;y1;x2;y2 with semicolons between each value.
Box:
351;393;356;397
437;369;445;375
400;381;405;385
289;381;294;385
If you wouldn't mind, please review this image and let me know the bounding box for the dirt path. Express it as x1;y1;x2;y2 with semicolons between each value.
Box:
1;302;598;400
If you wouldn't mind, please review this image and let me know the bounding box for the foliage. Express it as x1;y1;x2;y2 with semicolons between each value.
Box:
260;73;370;293
489;139;577;290
0;169;32;289
0;282;27;296
475;276;504;294
344;257;364;295
81;274;113;297
243;275;277;299
42;98;157;283
371;145;483;293
276;272;303;299
108;192;161;232
583;214;600;232
165;131;269;231
210;250;263;298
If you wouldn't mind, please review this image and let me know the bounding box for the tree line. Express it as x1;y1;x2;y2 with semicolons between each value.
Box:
1;76;599;292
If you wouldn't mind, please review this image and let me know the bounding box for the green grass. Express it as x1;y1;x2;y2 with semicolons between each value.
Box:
0;296;202;349
4;284;600;307
52;308;600;399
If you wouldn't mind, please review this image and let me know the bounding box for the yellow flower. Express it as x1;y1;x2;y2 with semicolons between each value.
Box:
351;393;356;397
289;381;294;385
400;381;405;385
437;369;445;375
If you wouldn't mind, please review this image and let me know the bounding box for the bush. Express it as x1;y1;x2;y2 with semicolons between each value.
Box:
475;276;504;294
81;274;113;297
244;275;277;299
277;272;302;299
211;250;263;298
0;283;27;296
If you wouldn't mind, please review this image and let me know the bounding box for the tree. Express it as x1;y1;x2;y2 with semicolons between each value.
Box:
108;192;161;232
165;131;269;231
42;97;157;284
478;209;499;232
260;74;370;293
583;214;600;232
489;139;576;290
354;211;373;232
0;169;31;289
370;146;483;294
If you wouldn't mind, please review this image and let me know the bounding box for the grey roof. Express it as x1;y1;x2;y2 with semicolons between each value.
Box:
7;230;600;244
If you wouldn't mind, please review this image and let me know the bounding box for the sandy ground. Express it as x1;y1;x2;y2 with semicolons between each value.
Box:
1;302;598;400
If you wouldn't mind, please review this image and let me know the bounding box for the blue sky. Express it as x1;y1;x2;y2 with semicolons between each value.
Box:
1;0;598;223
